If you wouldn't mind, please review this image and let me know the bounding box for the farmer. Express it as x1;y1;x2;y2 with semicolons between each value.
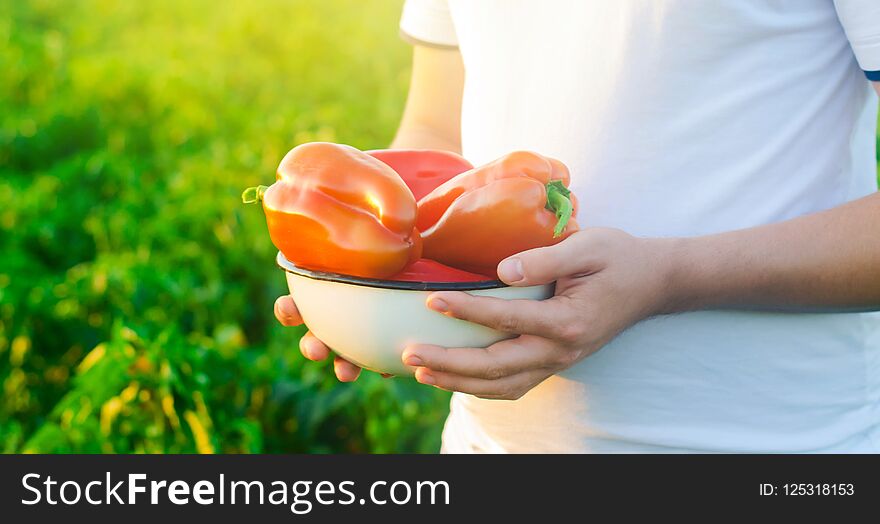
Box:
275;0;880;453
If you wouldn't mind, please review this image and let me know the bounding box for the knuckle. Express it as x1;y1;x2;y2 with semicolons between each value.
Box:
442;380;460;393
542;245;565;266
497;313;522;333
589;228;615;245
439;293;472;318
521;247;559;279
554;349;581;369
430;374;453;390
429;359;449;373
556;322;584;344
482;363;506;381
497;387;524;401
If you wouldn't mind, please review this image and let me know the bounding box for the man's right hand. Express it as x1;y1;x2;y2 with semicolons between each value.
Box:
274;295;363;382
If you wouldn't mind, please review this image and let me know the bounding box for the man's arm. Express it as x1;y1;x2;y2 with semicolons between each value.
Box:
670;191;880;313
401;82;880;399
391;44;464;152
669;82;880;312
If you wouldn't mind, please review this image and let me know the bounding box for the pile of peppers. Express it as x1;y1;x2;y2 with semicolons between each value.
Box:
243;143;578;281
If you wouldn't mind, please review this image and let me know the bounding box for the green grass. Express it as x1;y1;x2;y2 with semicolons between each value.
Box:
0;0;451;453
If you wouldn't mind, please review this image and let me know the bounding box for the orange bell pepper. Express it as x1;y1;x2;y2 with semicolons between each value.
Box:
242;142;422;279
417;151;579;276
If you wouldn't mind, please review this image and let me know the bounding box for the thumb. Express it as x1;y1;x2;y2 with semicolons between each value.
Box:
496;232;594;286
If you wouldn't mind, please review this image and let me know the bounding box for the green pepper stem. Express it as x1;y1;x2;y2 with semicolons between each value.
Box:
545;180;573;238
241;185;268;204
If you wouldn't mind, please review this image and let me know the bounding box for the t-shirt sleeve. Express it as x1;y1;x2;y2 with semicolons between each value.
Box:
399;0;458;49
834;0;880;80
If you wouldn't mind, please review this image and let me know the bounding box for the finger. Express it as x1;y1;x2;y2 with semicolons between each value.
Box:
403;336;560;380
334;356;362;382
496;231;598;286
414;366;550;400
274;295;303;326
299;331;331;361
426;291;572;339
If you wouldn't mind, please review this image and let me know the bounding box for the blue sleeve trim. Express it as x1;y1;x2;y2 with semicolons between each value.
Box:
866;70;880;81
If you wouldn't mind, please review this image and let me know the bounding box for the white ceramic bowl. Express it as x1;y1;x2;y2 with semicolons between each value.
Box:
277;252;553;376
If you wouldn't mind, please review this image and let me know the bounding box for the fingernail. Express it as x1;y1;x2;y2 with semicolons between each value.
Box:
497;258;524;283
404;354;423;367
427;296;448;313
417;371;435;385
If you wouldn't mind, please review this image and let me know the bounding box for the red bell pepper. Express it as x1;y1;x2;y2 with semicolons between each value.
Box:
366;149;473;200
390;259;493;283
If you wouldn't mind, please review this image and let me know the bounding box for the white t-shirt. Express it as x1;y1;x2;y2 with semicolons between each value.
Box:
401;0;880;453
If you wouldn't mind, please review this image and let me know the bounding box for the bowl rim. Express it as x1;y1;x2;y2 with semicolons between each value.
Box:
276;252;506;291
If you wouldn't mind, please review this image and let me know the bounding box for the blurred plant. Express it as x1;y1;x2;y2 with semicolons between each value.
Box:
0;0;450;454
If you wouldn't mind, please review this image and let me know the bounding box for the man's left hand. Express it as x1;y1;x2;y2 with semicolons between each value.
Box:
401;228;678;400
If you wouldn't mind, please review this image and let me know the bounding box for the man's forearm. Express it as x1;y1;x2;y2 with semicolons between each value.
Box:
667;81;880;312
390;45;464;153
390;124;461;152
664;192;880;313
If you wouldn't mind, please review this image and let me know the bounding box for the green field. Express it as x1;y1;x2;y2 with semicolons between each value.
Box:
0;0;451;453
